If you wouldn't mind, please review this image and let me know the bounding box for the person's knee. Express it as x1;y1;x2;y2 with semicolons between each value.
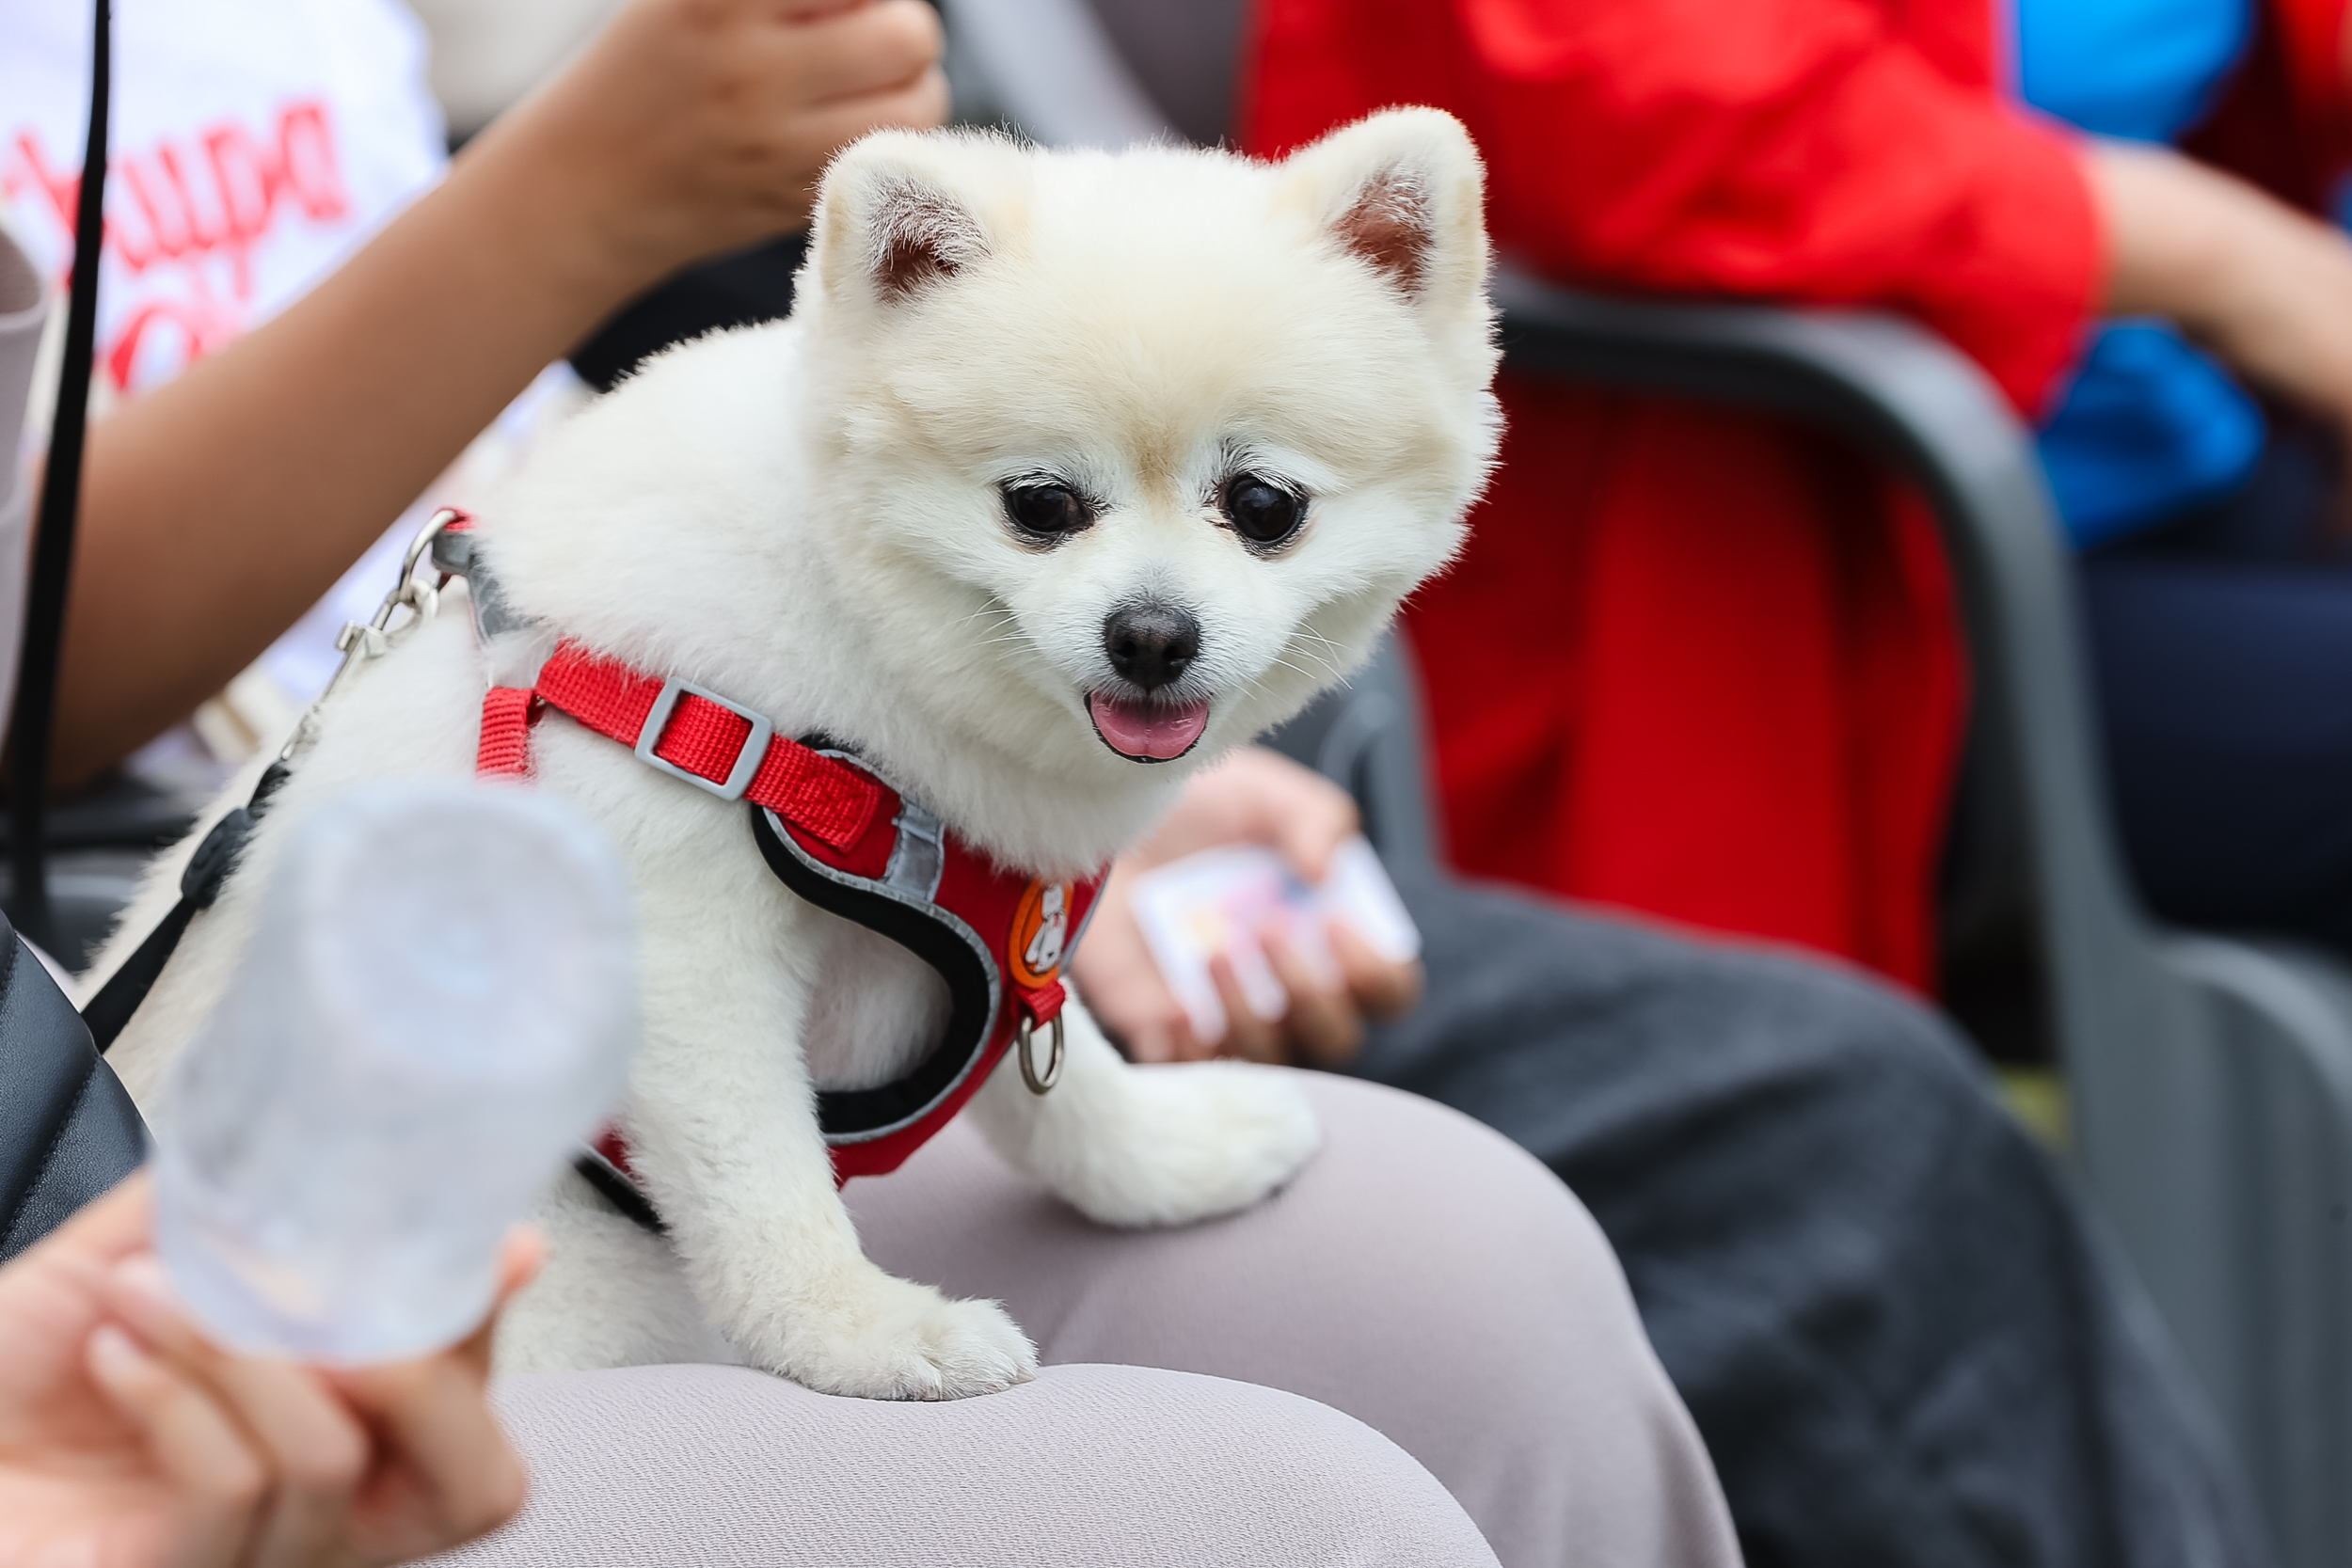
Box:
464;1362;1502;1567
1290;1074;1675;1407
1296;1073;1625;1285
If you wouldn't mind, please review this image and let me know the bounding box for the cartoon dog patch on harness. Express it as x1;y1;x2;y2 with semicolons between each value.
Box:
1012;880;1071;990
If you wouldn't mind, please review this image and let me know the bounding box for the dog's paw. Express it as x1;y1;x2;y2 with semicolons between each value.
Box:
764;1273;1037;1401
1059;1061;1321;1227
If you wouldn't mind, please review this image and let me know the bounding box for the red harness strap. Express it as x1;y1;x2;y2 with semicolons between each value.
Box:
472;637;1096;1208
478;644;882;853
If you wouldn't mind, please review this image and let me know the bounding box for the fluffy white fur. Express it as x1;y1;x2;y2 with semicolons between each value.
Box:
90;111;1501;1399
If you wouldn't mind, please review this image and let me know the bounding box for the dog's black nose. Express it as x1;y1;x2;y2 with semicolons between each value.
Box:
1104;602;1200;692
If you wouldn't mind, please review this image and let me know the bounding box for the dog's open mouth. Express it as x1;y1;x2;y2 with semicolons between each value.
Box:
1088;693;1211;763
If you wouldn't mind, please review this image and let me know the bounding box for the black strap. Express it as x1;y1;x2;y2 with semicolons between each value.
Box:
7;0;111;954
0;911;112;1219
82;760;288;1053
0;906;144;1260
572;1148;666;1234
749;804;999;1144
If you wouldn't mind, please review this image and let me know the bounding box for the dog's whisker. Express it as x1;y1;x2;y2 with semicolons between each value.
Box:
1294;627;1349;662
1293;633;1350;673
1286;645;1343;682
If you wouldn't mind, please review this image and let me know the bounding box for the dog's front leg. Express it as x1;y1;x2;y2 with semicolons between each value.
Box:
622;916;1037;1401
967;997;1321;1227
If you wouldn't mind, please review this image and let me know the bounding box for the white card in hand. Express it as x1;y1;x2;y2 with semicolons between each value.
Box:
1129;835;1420;1044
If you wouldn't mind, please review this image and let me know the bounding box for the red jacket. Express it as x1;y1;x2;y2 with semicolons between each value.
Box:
1244;0;2343;989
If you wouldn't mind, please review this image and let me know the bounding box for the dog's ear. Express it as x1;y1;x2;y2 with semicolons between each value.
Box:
867;183;985;301
1279;109;1488;318
809;131;1009;310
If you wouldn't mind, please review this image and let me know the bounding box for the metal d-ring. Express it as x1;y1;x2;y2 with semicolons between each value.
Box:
1018;1012;1065;1095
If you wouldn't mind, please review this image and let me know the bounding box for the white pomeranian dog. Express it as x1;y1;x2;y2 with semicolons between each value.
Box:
95;108;1500;1399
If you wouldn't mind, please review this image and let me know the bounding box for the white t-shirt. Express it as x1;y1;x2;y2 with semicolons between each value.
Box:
1;0;445;400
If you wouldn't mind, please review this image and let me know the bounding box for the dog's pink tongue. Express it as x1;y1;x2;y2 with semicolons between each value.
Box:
1089;694;1211;762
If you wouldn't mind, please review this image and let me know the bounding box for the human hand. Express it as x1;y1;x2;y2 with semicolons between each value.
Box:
460;0;949;301
0;1172;541;1568
1071;747;1423;1068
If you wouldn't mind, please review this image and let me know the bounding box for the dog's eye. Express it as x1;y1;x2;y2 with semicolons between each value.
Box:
1221;475;1305;547
1002;483;1093;541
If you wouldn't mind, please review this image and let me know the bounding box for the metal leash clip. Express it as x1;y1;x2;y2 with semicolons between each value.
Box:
279;507;465;763
1017;1010;1065;1095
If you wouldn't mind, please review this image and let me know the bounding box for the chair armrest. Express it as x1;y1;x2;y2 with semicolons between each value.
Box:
1493;276;2352;1568
1492;272;2157;1013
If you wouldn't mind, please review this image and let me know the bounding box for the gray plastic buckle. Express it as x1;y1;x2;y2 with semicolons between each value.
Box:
635;677;773;802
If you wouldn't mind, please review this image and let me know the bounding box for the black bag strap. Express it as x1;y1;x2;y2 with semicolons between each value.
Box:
0;0;147;1263
0;0;256;1060
0;906;145;1260
7;0;112;955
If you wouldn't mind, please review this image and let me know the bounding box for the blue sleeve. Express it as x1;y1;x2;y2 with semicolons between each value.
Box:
2035;322;2266;549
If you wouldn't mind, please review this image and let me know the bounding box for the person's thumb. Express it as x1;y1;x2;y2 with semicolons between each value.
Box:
1265;788;1358;885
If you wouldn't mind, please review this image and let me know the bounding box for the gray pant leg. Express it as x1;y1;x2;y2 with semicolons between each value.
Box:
1371;871;2268;1568
848;1072;1740;1568
430;1362;1500;1566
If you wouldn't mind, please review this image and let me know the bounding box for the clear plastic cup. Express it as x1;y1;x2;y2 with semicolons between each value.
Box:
153;779;636;1364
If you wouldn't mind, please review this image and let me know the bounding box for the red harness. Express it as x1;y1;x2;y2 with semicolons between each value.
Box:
441;525;1104;1215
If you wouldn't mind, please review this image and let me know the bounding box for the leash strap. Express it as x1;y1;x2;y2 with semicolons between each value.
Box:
82;760;290;1052
81;510;459;1050
479;643;884;850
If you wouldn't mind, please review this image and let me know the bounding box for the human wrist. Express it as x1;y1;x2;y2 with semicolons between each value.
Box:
438;111;681;332
2091;140;2352;425
2089;141;2342;343
2088;141;2243;327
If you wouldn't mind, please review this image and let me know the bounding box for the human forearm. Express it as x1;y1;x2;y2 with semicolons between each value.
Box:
58;156;648;783
50;0;945;784
2090;139;2352;427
